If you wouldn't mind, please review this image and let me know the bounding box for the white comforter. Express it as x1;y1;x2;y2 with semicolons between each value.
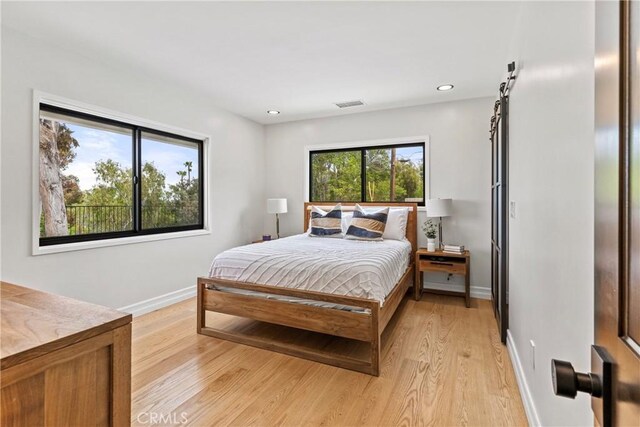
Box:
208;234;411;305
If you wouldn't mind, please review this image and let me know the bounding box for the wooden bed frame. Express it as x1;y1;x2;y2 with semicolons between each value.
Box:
197;202;417;376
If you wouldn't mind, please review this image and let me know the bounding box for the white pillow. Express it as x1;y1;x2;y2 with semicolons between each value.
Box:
341;207;408;240
341;212;354;234
383;208;409;240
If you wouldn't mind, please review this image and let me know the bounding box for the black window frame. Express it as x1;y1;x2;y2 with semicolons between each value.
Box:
39;103;205;247
309;142;426;206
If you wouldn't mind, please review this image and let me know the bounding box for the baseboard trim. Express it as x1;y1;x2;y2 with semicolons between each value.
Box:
118;285;196;317
507;330;541;427
422;281;491;300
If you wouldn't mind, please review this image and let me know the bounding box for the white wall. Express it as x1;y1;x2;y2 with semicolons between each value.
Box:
264;97;494;296
0;28;265;309
507;1;595;425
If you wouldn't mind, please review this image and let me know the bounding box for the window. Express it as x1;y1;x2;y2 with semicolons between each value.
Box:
38;104;204;246
309;142;425;206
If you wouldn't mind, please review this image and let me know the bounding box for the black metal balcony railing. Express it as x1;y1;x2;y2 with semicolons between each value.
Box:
61;204;198;235
65;205;132;235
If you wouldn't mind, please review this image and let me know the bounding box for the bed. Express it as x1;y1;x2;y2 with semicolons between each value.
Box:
197;202;417;376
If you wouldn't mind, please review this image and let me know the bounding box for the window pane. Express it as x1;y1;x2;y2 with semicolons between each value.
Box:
365;145;424;203
310;150;361;202
140;132;201;229
39;110;133;238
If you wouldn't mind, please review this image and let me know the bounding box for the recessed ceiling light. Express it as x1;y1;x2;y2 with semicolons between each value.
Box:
267;110;280;115
437;84;454;91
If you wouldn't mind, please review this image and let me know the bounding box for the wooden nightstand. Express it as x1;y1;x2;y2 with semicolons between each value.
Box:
414;249;471;307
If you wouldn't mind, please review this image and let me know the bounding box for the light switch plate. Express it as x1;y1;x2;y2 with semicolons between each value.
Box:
510;201;517;219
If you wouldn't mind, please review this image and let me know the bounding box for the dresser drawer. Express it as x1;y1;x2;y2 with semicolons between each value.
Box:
419;259;466;274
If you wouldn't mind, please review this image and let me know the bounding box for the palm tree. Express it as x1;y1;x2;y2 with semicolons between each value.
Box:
184;161;193;184
177;170;187;183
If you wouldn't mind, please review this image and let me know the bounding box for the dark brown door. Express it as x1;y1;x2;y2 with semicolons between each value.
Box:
595;0;640;424
553;1;640;425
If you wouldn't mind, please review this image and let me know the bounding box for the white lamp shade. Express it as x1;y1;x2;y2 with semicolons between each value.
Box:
426;198;453;217
267;198;288;214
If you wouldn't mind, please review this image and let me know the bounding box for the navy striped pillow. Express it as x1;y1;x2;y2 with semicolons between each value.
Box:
345;204;389;241
309;204;342;237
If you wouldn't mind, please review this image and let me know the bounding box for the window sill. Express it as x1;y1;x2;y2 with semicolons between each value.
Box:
33;228;211;256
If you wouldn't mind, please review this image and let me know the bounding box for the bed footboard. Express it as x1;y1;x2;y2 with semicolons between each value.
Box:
197;277;382;375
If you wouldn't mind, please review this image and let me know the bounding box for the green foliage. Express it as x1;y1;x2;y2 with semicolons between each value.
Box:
311;151;361;201
165;170;199;227
39;120;79;170
56;123;79;170
67;160;199;234
395;160;423;200
62;175;83;205
311;148;424;203
366;149;391;201
422;219;437;239
40;120;201;237
142;161;168;207
84;159;135;206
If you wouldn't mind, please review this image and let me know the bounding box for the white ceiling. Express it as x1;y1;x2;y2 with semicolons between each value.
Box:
3;1;522;124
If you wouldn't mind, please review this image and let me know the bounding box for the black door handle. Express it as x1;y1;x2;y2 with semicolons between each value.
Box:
551;346;613;427
551;359;602;398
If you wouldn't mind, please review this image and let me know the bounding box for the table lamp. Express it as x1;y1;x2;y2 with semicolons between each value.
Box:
426;198;453;250
267;198;287;239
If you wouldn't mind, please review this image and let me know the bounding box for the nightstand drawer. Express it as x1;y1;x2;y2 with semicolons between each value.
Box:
419;259;466;275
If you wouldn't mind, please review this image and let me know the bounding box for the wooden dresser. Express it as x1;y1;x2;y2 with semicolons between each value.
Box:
1;282;132;426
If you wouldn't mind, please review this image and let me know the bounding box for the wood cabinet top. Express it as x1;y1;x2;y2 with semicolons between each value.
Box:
1;282;131;370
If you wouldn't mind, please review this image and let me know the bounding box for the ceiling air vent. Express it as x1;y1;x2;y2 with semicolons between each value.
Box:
335;100;364;109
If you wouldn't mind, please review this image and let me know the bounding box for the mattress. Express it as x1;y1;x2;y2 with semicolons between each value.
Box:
207;234;412;307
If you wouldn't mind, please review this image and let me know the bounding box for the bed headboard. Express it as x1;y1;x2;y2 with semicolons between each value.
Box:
303;202;419;264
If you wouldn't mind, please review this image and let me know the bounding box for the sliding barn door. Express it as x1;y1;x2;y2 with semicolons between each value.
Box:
491;91;509;344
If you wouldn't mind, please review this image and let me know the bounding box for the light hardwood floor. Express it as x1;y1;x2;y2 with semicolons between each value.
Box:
131;294;527;426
